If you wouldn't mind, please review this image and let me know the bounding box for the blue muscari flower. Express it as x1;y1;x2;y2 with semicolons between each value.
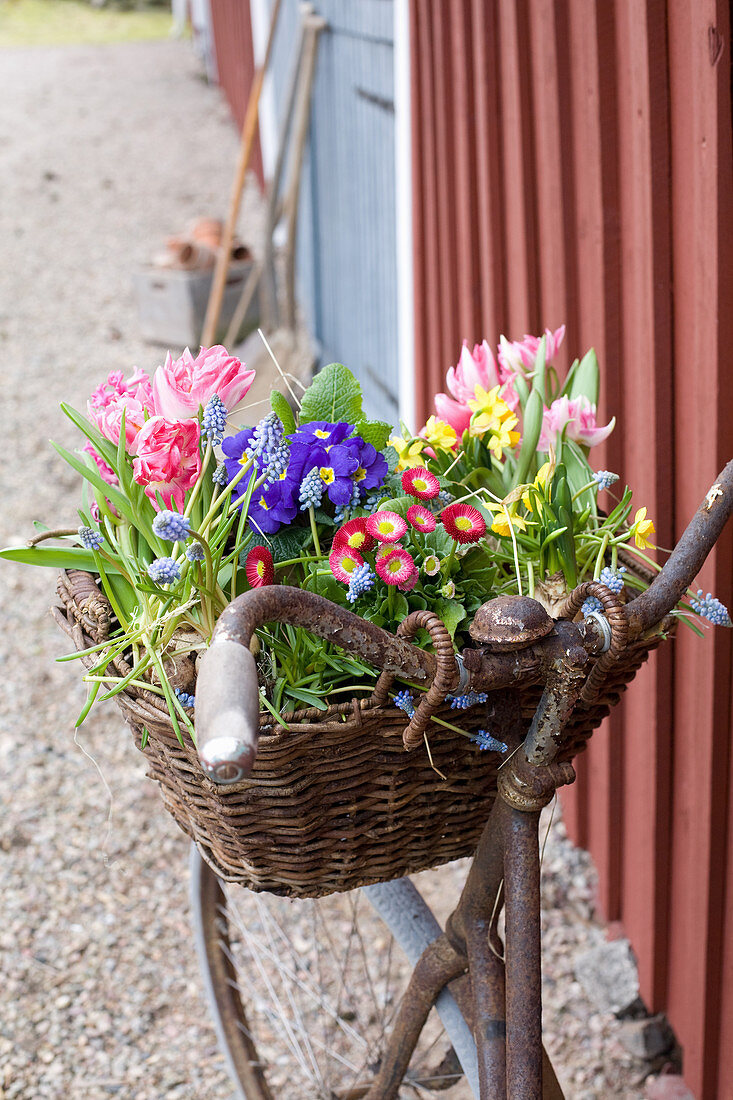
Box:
247;412;285;464
185;541;206;562
394;690;416;718
448;691;489;710
346;563;376;604
364;493;383;513
263;440;290;487
593;470;619;492
471;730;508;753
212;463;229;487
599;565;626;594
436;490;453;511
582;595;604;616
152;510;192;542
299;466;324;510
78;526;104;551
175;688;195;709
202;394;227;445
690;590;732;627
147;557;181;585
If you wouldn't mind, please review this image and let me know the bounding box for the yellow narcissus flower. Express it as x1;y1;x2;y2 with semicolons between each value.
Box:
486;416;521;460
521;460;554;510
389;436;425;471
488;504;528;538
422;416;457;452
467;384;516;437
631;507;656;549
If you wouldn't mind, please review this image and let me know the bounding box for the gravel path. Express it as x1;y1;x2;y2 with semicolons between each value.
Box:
0;38;651;1099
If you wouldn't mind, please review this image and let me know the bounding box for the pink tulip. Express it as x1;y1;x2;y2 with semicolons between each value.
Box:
537;395;615;450
84;441;119;487
88;369;155;449
151;345;255;419
132;415;201;511
434;391;472;438
498;325;566;376
446;340;502;404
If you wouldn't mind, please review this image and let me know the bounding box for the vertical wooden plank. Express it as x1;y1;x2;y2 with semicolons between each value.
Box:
430;5;461;379
496;0;539;336
450;1;480;344
411;4;442;423
470;0;506;341
612;0;675;1008
209;0;264;187
526;0;576;369
560;0;623;859
666;1;733;1092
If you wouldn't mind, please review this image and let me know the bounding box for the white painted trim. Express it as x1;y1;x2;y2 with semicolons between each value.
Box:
394;0;416;431
250;0;278;180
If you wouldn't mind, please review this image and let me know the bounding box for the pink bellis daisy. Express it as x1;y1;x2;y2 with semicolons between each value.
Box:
375;547;416;586
441;502;487;545
245;546;274;588
407;504;437;533
329;544;365;584
401;466;441;501
366;510;408;543
332;517;376;554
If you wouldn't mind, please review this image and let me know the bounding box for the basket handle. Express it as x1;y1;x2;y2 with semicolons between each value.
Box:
195;586;443;783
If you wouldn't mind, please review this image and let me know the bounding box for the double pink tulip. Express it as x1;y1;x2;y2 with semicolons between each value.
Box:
151;345;255;419
88;369;155;450
537;395;615;450
132;416;201;511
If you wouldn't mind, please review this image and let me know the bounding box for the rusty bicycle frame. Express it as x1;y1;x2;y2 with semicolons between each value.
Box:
194;459;733;1099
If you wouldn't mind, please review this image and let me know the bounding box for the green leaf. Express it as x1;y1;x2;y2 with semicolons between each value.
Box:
568;347;600;406
0;544;116;571
270;390;296;435
433;597;466;640
354;418;392;452
383;445;400;474
375;494;413;518
239;525;313;565
299;363;364;425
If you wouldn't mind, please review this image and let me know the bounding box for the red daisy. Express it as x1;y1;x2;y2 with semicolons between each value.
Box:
332;516;376;553
375;546;416;586
401;467;441;500
441;502;487;545
365;510;408;543
406;504;437;533
245;545;274;587
329;544;365;584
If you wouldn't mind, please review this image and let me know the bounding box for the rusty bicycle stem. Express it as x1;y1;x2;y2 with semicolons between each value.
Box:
195;459;733;783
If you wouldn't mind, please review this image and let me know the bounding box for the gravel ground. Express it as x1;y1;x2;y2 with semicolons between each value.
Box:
0;38;652;1099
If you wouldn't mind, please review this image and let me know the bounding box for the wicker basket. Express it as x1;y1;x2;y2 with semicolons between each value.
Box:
53;568;667;898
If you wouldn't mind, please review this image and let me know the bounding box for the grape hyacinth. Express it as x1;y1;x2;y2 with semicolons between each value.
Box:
581;595;604;616
471;730;508;753
346;562;375;604
175;688;195;709
599;565;626;594
185;541;206;562
262;440;290;487
394;690;416;718
247;412;284;463
147;557;181;585
78;526;104;551
299;467;324;510
212;463;229;487
152;510;192;542
202;393;227;445
593;470;619;492
449;690;489;710
690;591;733;627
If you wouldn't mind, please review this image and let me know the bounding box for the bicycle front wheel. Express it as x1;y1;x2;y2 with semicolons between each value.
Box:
190;846;477;1099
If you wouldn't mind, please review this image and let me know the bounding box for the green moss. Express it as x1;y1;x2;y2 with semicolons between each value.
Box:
0;0;174;48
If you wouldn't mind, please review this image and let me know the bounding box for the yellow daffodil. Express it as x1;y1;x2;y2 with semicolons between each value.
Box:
467;384;516;437
488;503;528;537
389;436;425;471
631;507;656;549
486;415;521;460
521;460;554;510
422;416;457;452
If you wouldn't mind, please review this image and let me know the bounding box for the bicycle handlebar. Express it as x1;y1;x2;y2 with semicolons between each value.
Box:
195;459;733;784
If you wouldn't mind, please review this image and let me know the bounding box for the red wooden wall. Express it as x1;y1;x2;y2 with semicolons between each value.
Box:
209;0;264;188
409;2;733;1095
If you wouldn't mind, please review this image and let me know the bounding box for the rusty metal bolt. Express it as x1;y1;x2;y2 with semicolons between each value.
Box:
498;757;576;812
469;594;554;651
